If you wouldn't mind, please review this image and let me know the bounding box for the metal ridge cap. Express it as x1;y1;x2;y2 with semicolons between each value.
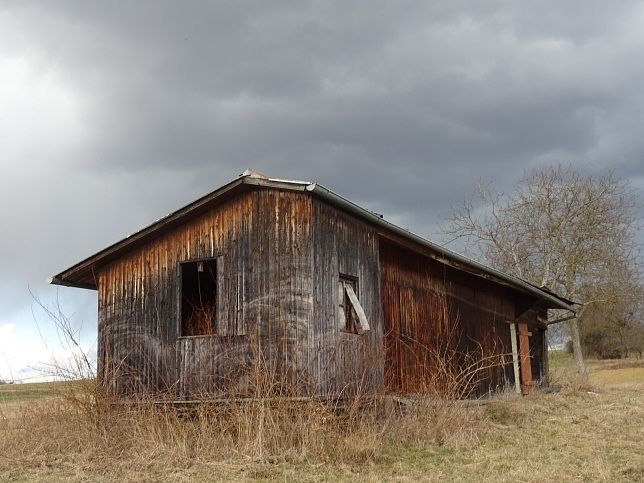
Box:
240;175;313;190
238;169;312;187
266;176;312;185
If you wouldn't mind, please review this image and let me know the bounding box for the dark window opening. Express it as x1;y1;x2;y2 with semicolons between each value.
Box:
339;275;370;334
181;259;218;336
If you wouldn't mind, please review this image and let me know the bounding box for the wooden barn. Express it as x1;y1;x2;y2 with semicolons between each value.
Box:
49;170;575;399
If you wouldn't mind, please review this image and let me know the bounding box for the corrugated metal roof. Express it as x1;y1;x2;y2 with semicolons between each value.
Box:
48;171;576;314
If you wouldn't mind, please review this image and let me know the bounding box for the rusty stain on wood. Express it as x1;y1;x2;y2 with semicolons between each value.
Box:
74;181;555;401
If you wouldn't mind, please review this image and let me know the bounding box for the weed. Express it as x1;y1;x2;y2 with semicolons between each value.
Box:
13;294;640;480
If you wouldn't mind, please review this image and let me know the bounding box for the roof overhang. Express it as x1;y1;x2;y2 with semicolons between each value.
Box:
49;172;312;289
305;183;576;315
48;171;576;317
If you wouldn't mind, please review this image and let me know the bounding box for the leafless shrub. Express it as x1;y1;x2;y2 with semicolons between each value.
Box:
30;290;95;382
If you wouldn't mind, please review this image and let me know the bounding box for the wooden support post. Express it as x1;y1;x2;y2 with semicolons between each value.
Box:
509;323;521;394
542;329;549;387
517;323;536;394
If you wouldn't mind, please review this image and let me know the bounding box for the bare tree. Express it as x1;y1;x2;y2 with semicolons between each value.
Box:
442;164;642;375
581;280;644;359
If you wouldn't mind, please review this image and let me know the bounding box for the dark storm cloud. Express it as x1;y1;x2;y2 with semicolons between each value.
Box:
3;1;644;378
9;1;641;186
4;1;644;234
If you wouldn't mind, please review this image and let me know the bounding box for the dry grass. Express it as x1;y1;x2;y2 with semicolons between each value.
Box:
0;388;479;482
2;355;644;482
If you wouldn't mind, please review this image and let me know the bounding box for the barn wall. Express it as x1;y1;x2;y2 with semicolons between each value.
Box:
311;200;384;396
97;189;317;399
245;188;315;396
380;240;518;396
95;183;549;400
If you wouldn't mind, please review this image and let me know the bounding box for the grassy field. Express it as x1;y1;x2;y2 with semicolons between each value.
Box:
1;355;643;482
0;381;62;403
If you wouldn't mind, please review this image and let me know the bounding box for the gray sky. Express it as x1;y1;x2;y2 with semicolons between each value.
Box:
2;1;644;381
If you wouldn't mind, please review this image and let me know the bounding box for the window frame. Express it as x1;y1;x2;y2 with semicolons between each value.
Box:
338;274;370;335
179;257;220;338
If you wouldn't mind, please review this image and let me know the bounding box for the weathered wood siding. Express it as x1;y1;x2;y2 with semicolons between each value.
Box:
246;189;315;396
95;183;548;400
97;189;317;399
380;240;517;396
311;201;384;396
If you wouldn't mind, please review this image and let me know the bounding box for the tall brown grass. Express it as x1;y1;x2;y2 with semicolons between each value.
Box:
0;381;489;477
2;293;507;478
4;351;642;481
1;343;493;476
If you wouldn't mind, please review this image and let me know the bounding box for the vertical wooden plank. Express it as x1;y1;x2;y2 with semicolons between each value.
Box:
517;322;535;394
542;327;549;387
310;199;382;396
379;240;516;395
509;322;522;394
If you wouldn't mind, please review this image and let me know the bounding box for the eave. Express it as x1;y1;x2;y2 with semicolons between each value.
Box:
48;171;577;318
